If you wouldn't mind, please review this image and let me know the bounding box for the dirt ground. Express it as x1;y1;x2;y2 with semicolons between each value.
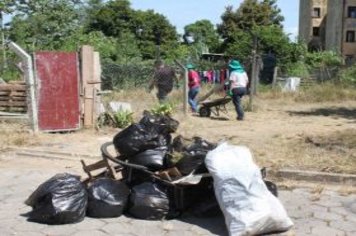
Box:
1;96;355;175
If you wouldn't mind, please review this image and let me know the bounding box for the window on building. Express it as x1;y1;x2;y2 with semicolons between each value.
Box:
346;31;355;42
348;6;356;18
312;8;321;18
313;27;320;37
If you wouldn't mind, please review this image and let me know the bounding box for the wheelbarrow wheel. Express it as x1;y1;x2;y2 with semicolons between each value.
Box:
199;106;211;117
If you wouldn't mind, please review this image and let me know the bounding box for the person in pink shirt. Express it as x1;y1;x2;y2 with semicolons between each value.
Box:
187;64;200;112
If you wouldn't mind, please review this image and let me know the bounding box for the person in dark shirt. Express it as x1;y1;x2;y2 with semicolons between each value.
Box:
148;60;178;103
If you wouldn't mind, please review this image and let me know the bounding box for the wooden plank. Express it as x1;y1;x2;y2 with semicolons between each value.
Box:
87;80;101;84
81;45;95;128
0;101;27;107
93;51;102;90
0;91;26;96
0;84;26;91
0;91;10;96
81;45;94;86
8;80;26;85
84;87;94;127
93;51;102;123
0;96;26;101
0;107;27;111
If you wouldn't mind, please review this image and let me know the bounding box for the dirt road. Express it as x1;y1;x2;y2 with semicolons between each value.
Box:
1;99;355;174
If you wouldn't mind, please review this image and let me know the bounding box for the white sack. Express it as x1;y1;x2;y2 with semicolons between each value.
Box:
205;143;293;236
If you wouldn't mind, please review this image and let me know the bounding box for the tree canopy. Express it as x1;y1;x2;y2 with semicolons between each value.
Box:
2;0;301;70
184;20;220;53
218;0;287;62
8;0;84;50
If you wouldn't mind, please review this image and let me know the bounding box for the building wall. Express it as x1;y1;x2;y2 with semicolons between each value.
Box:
325;0;344;53
342;0;356;57
299;0;328;49
299;0;312;43
304;0;356;61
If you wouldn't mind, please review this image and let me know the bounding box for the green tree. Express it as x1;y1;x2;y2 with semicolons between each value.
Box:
86;0;133;37
115;32;142;64
87;1;178;59
218;0;291;63
131;9;178;59
62;30;119;61
0;0;17;71
184;20;220;53
8;0;84;51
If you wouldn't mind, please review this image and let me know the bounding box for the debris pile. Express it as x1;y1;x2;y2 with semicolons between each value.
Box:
25;111;293;234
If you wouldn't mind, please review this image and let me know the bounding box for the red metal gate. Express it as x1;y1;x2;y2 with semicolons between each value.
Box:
35;52;80;131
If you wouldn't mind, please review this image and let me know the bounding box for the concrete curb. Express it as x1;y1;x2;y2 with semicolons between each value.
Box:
8;147;101;161
7;148;356;185
271;169;356;186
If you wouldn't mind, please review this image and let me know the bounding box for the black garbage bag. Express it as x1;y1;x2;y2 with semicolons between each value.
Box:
175;152;207;175
128;146;168;171
184;136;217;152
172;177;220;216
172;136;216;153
128;182;170;220
140;110;179;134
113;111;178;157
86;178;130;218
25;173;87;225
190;194;222;217
264;180;278;197
113;123;170;157
260;168;279;197
175;137;217;175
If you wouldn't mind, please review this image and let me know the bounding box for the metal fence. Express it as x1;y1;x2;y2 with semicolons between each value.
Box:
101;63;154;90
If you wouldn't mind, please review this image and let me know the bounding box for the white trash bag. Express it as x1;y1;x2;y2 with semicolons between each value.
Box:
205;143;293;236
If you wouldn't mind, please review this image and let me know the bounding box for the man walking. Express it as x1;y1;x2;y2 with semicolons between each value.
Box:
148;60;178;103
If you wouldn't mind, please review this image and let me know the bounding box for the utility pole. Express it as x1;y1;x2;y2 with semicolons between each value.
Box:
248;34;258;111
174;59;188;115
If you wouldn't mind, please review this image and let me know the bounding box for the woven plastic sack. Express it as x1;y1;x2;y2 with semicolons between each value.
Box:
205;143;293;235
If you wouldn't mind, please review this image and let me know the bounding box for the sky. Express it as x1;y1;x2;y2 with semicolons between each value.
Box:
130;0;299;40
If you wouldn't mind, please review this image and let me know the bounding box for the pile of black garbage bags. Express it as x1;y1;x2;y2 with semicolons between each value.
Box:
24;111;277;225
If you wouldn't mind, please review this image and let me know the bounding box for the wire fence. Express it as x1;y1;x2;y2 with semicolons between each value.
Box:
101;63;154;90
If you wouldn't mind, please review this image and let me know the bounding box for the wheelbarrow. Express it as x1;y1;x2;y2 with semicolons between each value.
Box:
198;96;232;117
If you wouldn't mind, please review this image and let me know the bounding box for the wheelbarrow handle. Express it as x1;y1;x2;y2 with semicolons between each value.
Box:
101;141;153;171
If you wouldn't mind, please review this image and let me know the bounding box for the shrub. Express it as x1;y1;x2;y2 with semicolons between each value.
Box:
338;66;356;85
284;61;310;78
305;51;343;68
113;111;134;128
151;103;174;116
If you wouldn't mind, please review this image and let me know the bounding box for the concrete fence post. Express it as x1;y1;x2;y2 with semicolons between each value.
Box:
8;41;38;133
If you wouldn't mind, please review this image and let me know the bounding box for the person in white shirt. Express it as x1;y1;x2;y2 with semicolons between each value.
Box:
228;60;249;120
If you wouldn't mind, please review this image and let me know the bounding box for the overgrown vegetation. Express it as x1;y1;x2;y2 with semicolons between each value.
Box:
0;122;38;151
338;66;356;84
97;110;134;129
259;81;356;103
151;103;175;116
113;110;134;128
282;50;344;79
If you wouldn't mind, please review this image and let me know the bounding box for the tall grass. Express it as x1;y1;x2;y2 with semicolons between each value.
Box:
259;82;356;103
0;122;38;151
